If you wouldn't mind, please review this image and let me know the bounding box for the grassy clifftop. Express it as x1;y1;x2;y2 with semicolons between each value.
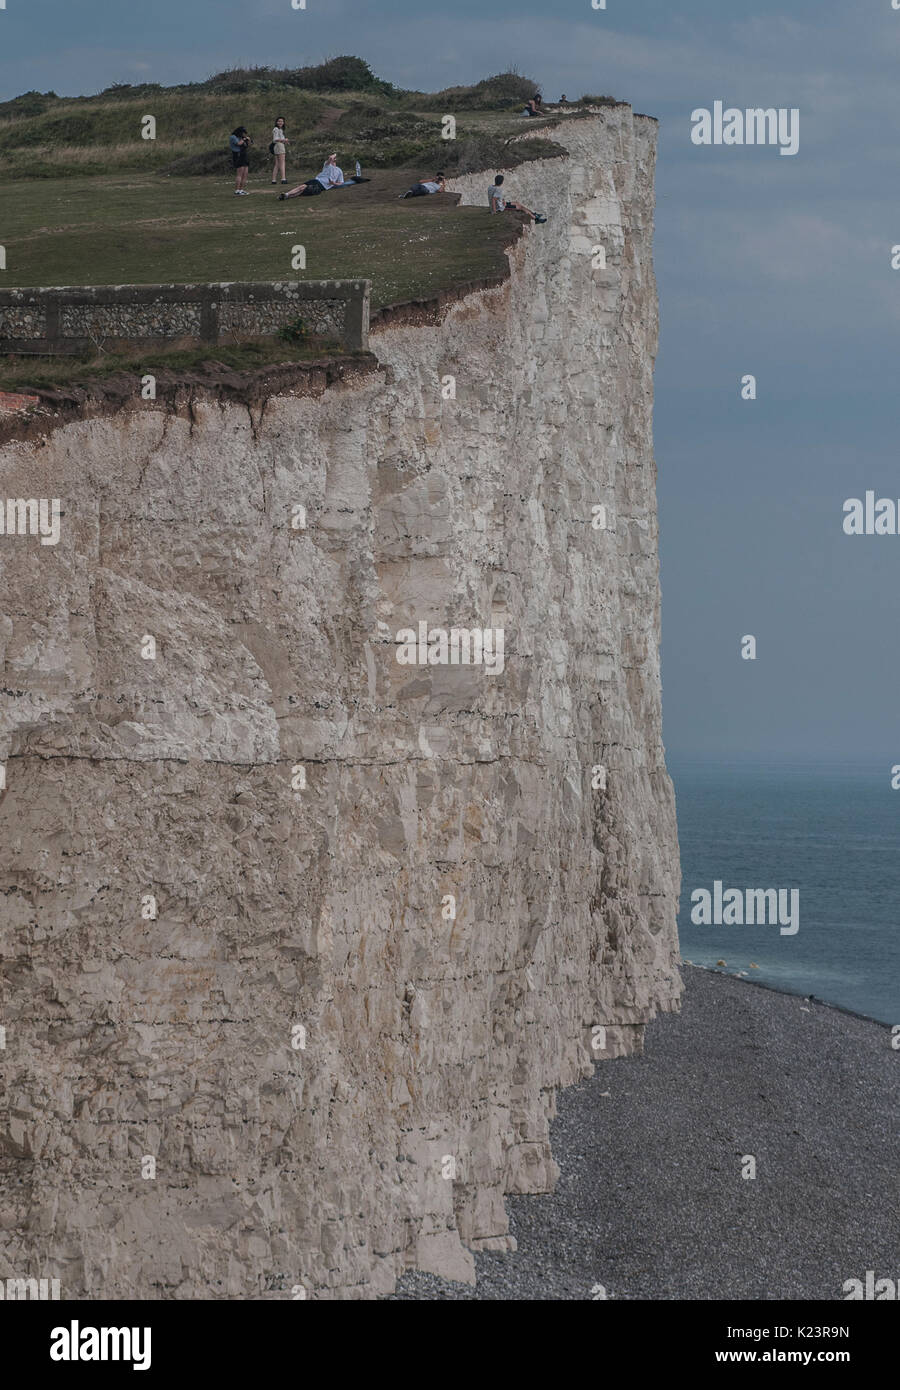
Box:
0;56;612;180
0;168;521;306
0;58;619;392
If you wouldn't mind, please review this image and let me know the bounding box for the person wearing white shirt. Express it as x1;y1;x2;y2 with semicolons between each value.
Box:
280;152;366;199
488;173;546;223
271;116;289;185
316;153;345;187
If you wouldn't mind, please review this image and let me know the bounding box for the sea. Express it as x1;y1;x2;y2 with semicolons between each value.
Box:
671;761;899;1025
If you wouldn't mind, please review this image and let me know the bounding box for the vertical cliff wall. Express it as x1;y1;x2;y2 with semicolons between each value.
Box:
0;106;680;1298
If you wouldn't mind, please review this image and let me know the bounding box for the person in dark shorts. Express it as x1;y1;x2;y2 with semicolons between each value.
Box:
229;127;251;195
400;172;446;198
279;155;368;199
280;176;328;199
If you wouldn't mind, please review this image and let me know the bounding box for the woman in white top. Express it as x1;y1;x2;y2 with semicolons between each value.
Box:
271;117;289;185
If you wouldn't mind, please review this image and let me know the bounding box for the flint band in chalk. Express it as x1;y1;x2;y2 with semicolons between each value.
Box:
690;882;800;935
691;103;800;156
0;498;61;545
395;622;505;675
50;1322;152;1371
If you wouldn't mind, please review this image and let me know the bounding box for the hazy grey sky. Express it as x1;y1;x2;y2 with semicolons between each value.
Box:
3;0;898;761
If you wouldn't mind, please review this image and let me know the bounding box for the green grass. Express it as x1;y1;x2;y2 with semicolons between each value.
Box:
0;338;359;394
0;170;519;308
0;95;565;180
0;60;615;392
0;167;525;390
0;58;585;180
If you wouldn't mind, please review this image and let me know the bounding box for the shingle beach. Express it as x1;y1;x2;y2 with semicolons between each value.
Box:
390;966;898;1300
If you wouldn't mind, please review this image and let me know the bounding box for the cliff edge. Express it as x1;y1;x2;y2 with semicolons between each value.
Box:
0;105;681;1298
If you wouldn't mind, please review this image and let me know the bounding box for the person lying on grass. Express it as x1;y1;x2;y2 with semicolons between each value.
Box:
316;153;346;187
280;153;368;199
399;172;447;198
280;174;328;198
488;174;547;223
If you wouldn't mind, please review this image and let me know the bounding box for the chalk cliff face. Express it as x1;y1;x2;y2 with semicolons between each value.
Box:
0;106;680;1298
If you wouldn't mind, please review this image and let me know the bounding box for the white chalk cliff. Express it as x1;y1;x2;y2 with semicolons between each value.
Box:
0;105;681;1298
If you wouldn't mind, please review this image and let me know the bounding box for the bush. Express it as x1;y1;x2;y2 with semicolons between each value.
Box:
290;56;391;92
203;66;280;94
424;71;540;111
205;56;393;96
0;90;58;120
577;93;619;106
97;82;164;101
277;317;307;344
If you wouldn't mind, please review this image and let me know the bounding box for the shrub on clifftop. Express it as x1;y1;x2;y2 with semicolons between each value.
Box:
205;56;394;95
421;71;540;111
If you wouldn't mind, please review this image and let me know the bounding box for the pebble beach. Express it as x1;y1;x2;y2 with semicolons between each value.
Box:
391;966;899;1300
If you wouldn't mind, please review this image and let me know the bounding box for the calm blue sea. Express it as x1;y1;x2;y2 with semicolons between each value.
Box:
671;761;899;1025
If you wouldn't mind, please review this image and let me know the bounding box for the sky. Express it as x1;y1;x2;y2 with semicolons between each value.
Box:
2;0;900;763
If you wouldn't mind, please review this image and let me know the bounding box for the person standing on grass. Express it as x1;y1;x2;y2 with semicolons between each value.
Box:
230;126;251;194
271;116;289;185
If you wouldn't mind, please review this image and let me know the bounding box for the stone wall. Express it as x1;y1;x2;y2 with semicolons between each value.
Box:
0;107;680;1299
0;280;370;354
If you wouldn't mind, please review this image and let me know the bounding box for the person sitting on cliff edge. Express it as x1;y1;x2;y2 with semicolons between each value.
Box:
489;173;547;223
